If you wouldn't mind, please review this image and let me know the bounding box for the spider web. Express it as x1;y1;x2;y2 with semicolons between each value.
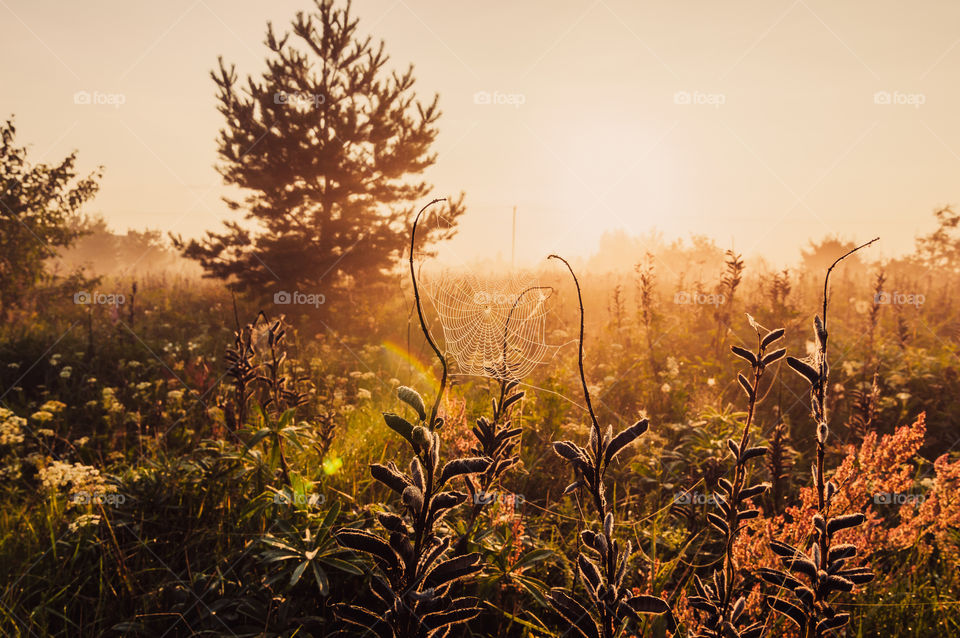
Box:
419;269;560;381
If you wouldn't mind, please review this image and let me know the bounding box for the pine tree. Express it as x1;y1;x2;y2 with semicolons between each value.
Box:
176;0;464;319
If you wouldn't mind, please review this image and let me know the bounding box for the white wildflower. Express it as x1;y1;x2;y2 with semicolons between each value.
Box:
0;415;26;445
68;513;101;533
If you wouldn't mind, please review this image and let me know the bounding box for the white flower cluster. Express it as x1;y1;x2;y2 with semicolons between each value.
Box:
0;408;26;446
68;513;101;533
101;387;123;414
38;461;115;507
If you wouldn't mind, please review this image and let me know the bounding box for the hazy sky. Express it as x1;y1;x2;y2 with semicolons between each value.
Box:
2;0;959;268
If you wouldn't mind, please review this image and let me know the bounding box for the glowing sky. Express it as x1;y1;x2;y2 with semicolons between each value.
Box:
2;0;959;267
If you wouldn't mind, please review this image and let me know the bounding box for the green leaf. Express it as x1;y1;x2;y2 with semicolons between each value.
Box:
319;556;365;575
244;428;272;450
290;560;308;586
514;549;554;570
311;561;330;595
320;499;341;531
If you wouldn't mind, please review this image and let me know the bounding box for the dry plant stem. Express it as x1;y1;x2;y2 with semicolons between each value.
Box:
813;238;878;567
547;255;671;638
767;237;878;638
336;202;491;636
807;240;873;638
550;254;605;514
410;197;448;428
408;198;447;571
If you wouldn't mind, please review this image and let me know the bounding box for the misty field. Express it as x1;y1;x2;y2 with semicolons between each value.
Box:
3;207;960;637
5;0;960;636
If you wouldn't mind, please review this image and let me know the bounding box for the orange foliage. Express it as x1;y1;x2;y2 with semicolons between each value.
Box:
722;413;960;623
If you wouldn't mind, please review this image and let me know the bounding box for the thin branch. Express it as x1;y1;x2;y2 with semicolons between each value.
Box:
821;237;879;329
549;254;599;431
410;198;447;427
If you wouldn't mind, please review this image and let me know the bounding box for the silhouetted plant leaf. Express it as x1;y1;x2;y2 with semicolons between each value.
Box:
376;512;406;533
548;589;600;638
757;567;803;590
382;412;416;445
827;513;865;535
370;463;410;495
816;613;850;633
577;554;602;593
836;567;874;584
335;529;400;571
761;348;786;366
783;557;818;580
396;386;427;421
739;483;768;501
766;596;807;629
731;345;758;366
604;419;649;465
821;574;855;594
553;441;583;462
438;457;490;486
425;553;482;587
727;439;740;458
739;446;767;463
626;594;671;614
761;328;785;348
429;491;466;516
422;605;483;631
737;373;755;400
786;357;819;385
827;544;857;563
769;540;803;559
707;513;729;535
501;391;524;412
